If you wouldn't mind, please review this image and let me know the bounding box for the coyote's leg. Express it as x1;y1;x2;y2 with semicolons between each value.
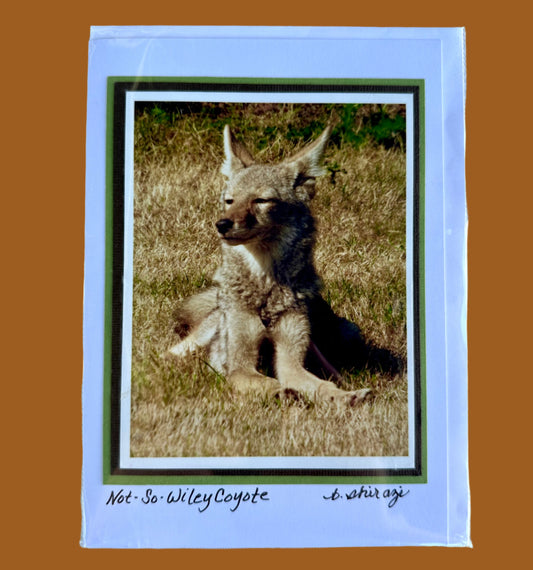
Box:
225;310;281;395
272;311;372;406
167;311;219;358
168;333;202;359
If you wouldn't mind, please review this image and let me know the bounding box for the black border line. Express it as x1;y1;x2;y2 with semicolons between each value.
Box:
108;79;423;482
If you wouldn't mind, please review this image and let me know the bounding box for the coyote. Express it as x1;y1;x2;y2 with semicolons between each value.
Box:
168;125;372;406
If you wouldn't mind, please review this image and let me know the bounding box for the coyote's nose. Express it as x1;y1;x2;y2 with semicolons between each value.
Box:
216;218;234;235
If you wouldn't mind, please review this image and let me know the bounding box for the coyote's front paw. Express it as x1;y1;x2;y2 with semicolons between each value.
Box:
317;383;373;407
346;388;373;407
269;386;303;403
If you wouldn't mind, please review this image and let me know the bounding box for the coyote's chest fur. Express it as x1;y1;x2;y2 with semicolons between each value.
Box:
215;237;321;328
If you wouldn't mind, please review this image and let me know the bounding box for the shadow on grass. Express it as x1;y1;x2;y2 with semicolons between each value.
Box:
306;296;404;382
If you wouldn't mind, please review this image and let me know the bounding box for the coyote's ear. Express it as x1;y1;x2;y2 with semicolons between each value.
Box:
286;125;332;201
221;125;255;178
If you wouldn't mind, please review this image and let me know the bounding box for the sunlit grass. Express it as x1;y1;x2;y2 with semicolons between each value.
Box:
131;103;407;457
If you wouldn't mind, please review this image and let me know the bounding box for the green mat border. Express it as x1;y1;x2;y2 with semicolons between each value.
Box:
103;77;426;485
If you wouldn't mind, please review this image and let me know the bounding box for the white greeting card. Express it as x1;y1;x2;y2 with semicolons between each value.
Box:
82;26;469;548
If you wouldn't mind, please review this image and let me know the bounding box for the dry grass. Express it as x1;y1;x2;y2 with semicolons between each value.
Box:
131;103;407;457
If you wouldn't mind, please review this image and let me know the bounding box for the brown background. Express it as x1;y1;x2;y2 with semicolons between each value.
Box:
3;2;529;566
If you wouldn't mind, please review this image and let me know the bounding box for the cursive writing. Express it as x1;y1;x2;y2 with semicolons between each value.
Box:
323;485;409;508
105;487;269;513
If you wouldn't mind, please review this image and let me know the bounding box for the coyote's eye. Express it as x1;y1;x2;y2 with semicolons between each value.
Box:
225;199;234;205
253;198;273;204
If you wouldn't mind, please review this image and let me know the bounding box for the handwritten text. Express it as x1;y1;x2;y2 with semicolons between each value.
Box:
323;485;409;508
105;487;270;513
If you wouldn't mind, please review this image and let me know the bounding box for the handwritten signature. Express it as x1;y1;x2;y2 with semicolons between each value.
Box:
323;485;409;508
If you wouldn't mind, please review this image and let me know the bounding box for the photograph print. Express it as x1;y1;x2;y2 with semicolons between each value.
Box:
107;80;424;480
